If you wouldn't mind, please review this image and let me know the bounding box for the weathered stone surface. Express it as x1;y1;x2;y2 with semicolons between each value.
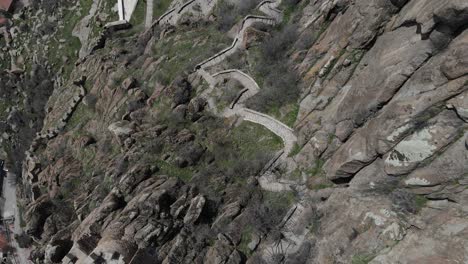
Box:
204;239;241;264
183;195;206;224
370;208;468;264
326;29;468;180
10;1;468;263
447;90;468;122
334;26;434;127
383;111;464;176
108;121;135;140
405;132;468;186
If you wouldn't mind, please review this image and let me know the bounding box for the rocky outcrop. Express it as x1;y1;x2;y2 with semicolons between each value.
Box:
7;0;468;263
22;82;86;201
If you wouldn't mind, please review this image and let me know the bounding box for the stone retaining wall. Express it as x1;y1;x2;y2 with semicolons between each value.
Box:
23;84;87;201
241;108;297;154
195;15;276;69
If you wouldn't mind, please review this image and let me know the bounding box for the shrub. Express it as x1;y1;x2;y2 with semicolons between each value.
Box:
216;2;237;32
247;24;300;112
172;76;193;107
391;189;427;214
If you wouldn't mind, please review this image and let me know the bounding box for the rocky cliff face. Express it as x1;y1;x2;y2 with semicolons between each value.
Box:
0;0;467;263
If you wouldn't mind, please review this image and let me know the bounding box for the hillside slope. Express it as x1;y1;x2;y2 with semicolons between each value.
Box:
0;0;466;263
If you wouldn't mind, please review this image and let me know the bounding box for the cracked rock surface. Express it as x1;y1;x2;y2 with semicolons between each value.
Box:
0;0;467;263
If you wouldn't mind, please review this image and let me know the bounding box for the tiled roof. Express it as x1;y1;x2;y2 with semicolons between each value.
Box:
0;0;13;11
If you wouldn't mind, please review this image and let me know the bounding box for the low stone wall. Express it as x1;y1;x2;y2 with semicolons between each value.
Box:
148;0;197;28
23;84;87;201
213;69;260;94
194;0;296;157
258;1;283;21
241;108;297;154
213;69;261;107
195;16;276;70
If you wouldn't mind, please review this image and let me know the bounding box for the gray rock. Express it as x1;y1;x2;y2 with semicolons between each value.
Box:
183;195;206;224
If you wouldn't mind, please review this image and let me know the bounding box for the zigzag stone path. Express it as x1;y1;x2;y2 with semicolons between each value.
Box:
192;0;303;195
195;0;296;158
23;82;86;202
195;15;276;70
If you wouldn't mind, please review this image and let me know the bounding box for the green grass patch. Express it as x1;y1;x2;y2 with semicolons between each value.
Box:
283;104;299;127
154;0;173;17
17;202;26;228
280;0;310;24
288;142;302;157
263;190;297;212
281;4;296;24
351;254;375;264
229;122;283;158
152;25;231;85
130;0;147;26
238;226;254;256
46;0;93;78
66;103;94;130
288;168;303;181
246;46;266;87
156;160;194;182
0;99;12;120
414;195;428;211
306;158;325;177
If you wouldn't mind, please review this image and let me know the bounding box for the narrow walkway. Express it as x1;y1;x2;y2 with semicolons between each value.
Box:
195;0;296;158
240;109;296;154
195;15;276;70
24;84;86;200
145;0;154;29
213;69;260;99
257;0;283;21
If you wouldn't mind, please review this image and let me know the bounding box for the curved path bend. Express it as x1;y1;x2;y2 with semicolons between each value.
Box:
257;0;283;22
195;15;276;70
192;0;303;195
210;69;297;153
213;69;260;105
240;108;297;154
